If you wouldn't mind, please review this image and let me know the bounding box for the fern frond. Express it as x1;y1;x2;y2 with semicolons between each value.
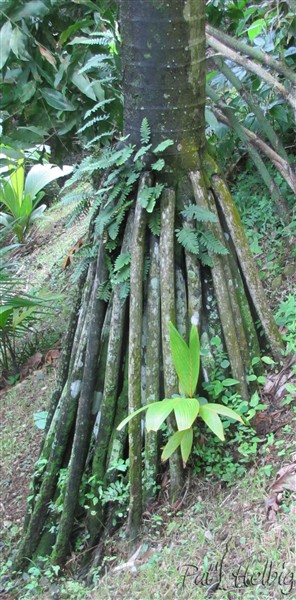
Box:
199;250;213;268
85;131;115;149
66;197;92;227
176;227;199;255
181;205;218;223
79;54;113;74
70;34;112;46
114;252;131;272
77;114;109;134
70;246;97;283
153;139;174;153
200;231;228;255
119;280;130;300
94;205;114;235
151;159;165;171
139;183;164;213
133;144;152;162
148;207;161;236
84;98;115;120
143;254;151;280
97;280;112;302
140;118;151;145
112;263;130;284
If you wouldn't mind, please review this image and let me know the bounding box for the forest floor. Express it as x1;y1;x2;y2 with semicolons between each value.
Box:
0;183;295;599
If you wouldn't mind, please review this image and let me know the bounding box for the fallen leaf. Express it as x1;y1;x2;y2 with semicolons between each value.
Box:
265;460;296;521
45;348;60;366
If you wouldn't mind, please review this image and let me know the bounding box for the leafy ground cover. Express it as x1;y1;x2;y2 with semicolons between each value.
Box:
0;170;295;599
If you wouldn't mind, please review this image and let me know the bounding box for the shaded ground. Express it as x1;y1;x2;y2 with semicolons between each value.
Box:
0;369;57;554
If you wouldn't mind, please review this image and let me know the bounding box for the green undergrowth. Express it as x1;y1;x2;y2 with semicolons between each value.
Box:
231;162;295;302
1;201;90;379
3;462;295;599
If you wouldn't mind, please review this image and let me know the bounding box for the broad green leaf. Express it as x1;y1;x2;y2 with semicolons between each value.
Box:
180;428;193;464
0;147;24;161
146;398;176;432
247;19;265;42
8;161;25;204
169;321;192;396
13;1;50;21
250;392;259;407
29;204;47;222
161;430;185;461
12;306;36;329
18;193;32;217
205;403;244;423
33;411;48;430
41;88;75;112
261;356;276;365
0;22;13;69
59;19;93;45
0;181;20;216
0;214;14;230
222;378;240;387
117;401;156;431
174;397;199;431
71;72;97;101
10;28;29;60
189;325;200;393
24;164;73;200
205;107;219;131
199;405;225;441
0;306;14;329
19;81;36;104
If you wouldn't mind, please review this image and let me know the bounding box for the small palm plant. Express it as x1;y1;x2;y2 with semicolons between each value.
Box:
118;320;244;465
0;150;72;242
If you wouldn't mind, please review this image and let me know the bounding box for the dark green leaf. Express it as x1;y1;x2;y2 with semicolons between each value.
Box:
41;89;75;112
0;22;12;69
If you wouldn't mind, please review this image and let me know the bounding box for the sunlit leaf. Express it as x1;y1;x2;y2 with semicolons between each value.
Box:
116;404;150;431
222;378;240;387
205;403;244;423
180;428;193;464
189;325;200;393
247;19;265;42
146;398;176;431
168;322;191;396
174;397;199;430
199;405;225;441
24;164;73;200
261;356;276;365
161;430;184;461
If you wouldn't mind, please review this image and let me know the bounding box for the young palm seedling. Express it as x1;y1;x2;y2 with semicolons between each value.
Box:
118;320;244;465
